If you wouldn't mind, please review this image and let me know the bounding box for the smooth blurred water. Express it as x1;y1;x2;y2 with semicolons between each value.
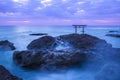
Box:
0;25;120;80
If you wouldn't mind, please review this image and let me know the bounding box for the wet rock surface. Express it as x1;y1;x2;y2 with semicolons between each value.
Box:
0;65;22;80
13;34;120;71
13;50;47;69
0;40;16;51
13;50;86;69
27;36;56;51
59;34;111;49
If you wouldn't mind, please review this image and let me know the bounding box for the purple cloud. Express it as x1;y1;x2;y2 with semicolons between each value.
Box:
0;0;120;25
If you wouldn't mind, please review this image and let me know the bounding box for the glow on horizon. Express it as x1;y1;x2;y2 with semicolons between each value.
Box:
0;19;119;26
0;0;120;25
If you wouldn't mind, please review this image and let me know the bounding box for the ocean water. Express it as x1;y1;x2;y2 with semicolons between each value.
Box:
0;25;120;80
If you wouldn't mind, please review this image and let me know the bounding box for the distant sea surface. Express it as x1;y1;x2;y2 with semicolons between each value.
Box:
0;25;120;80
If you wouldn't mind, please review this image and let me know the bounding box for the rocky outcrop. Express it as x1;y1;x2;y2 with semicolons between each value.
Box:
109;30;119;33
29;33;48;36
59;34;112;49
27;36;56;51
106;34;120;37
0;40;16;51
13;50;86;69
106;30;120;38
0;65;22;80
13;34;118;70
27;34;112;51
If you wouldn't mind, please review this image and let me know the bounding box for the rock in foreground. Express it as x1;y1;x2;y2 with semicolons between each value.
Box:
0;65;22;80
13;51;46;69
0;40;16;51
13;50;86;69
13;34;116;70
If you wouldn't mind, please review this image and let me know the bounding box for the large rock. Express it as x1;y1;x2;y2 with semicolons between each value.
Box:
13;50;86;69
13;34;117;71
0;40;16;51
27;36;56;51
59;34;112;49
27;34;112;51
0;65;22;80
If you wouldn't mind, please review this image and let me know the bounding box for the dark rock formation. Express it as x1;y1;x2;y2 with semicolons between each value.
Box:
106;34;120;37
13;33;118;70
0;40;16;51
106;30;120;38
13;50;86;69
27;36;56;51
109;30;119;33
13;50;46;69
59;34;112;49
29;33;48;36
0;65;22;80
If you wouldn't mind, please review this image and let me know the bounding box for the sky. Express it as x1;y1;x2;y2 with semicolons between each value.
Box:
0;0;120;25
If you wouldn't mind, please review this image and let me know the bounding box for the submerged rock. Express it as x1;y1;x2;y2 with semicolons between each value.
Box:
106;34;120;37
29;33;48;36
27;36;56;51
109;30;119;33
0;65;22;80
0;40;16;51
13;50;86;69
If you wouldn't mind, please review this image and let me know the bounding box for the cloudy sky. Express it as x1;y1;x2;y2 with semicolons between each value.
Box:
0;0;120;25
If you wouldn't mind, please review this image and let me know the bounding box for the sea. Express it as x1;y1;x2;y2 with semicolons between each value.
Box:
0;25;120;80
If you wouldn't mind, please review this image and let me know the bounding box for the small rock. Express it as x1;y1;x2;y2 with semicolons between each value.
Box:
29;33;48;36
106;34;120;37
0;40;16;51
109;30;119;33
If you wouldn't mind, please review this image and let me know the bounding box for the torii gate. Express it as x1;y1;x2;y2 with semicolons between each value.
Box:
72;25;87;34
